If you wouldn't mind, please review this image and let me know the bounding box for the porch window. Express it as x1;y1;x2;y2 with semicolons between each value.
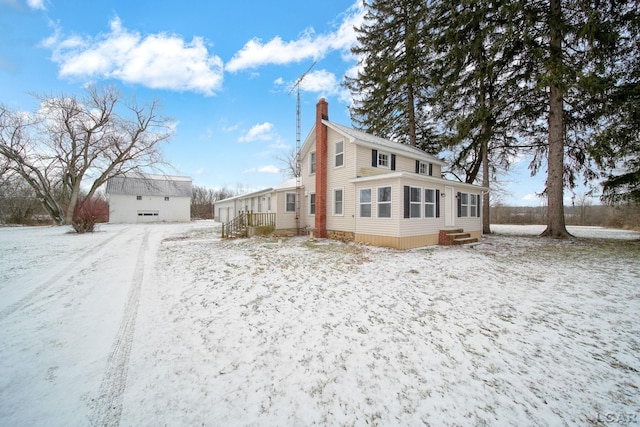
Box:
286;193;296;212
359;188;371;218
470;194;478;217
378;186;392;218
460;193;469;217
425;189;436;218
334;188;343;215
335;141;344;167
410;187;421;218
457;192;480;217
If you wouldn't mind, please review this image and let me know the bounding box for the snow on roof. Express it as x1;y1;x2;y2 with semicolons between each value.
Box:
106;174;192;197
274;178;298;190
323;120;446;165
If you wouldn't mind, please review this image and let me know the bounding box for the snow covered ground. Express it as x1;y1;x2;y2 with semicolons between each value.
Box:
0;222;638;426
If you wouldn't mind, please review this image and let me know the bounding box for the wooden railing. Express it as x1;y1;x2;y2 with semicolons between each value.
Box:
221;211;276;238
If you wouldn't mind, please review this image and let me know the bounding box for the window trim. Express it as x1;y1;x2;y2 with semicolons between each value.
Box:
409;186;421;218
377;186;392;218
424;188;437;218
335;141;344;168
333;188;344;216
310;151;316;175
285;192;296;213
457;192;480;218
377;151;390;169
309;192;316;216
359;188;372;218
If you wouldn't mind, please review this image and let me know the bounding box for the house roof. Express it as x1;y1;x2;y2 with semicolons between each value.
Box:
301;120;446;166
106;174;192;197
350;171;489;191
216;187;274;204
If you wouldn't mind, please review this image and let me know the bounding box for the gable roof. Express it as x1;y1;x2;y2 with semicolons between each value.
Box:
301;120;446;166
106;174;192;197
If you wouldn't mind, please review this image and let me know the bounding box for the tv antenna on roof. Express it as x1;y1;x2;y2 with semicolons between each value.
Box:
288;61;316;234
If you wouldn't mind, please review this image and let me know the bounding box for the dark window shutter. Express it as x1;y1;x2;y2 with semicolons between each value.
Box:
415;160;420;173
436;190;440;218
403;186;410;218
372;149;378;167
457;192;462;217
429;163;433;176
391;154;396;170
477;194;481;217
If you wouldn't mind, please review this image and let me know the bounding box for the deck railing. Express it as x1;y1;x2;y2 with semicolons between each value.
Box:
221;211;276;238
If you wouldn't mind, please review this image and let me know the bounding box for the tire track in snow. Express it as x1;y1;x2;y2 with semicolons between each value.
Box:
89;227;149;427
0;227;129;322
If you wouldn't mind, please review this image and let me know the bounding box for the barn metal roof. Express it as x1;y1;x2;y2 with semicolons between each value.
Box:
106;174;192;197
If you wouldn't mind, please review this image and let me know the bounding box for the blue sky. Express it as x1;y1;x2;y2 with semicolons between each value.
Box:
1;0;588;206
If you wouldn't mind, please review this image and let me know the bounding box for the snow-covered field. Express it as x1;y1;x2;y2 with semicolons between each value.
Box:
0;222;638;426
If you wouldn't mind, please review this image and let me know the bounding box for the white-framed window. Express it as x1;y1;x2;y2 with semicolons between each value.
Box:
378;152;390;168
470;194;478;217
286;193;296;213
419;162;433;176
267;196;271;211
425;189;436;218
310;151;316;174
258;197;263;212
378;186;392;218
460;193;469;217
334;188;343;215
359;188;371;218
309;193;316;215
335;141;344;167
458;192;480;217
136;195;142;200
410;187;421;218
164;196;170;201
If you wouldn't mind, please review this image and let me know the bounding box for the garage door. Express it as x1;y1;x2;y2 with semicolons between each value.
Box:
137;210;159;223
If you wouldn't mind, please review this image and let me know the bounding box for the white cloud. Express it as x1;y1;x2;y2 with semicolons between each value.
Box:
258;165;280;174
42;17;224;96
522;193;542;202
26;0;45;10
226;1;364;72
238;122;277;142
242;165;280;174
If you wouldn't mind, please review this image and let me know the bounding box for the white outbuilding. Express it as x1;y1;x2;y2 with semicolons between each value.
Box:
106;174;192;223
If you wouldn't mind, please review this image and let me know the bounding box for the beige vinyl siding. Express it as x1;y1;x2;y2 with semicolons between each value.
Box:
397;177;446;238
301;139;317;228
326;128;356;233
274;190;298;230
353;177;401;237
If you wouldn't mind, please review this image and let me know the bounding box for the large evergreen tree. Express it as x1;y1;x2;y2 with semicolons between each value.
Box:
427;0;525;233
516;0;639;237
345;0;436;149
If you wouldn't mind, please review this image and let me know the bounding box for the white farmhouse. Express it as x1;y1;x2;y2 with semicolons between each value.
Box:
219;99;487;248
106;174;192;223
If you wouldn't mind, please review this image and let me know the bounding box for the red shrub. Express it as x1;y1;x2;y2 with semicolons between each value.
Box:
72;196;109;233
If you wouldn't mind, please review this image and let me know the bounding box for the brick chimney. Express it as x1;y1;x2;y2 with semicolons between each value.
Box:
315;98;328;238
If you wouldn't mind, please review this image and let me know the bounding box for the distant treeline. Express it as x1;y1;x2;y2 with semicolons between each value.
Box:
491;203;640;231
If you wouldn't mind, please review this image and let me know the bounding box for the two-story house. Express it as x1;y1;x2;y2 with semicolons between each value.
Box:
216;98;486;249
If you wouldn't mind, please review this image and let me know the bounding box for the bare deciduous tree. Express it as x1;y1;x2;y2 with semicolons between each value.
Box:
0;86;173;226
